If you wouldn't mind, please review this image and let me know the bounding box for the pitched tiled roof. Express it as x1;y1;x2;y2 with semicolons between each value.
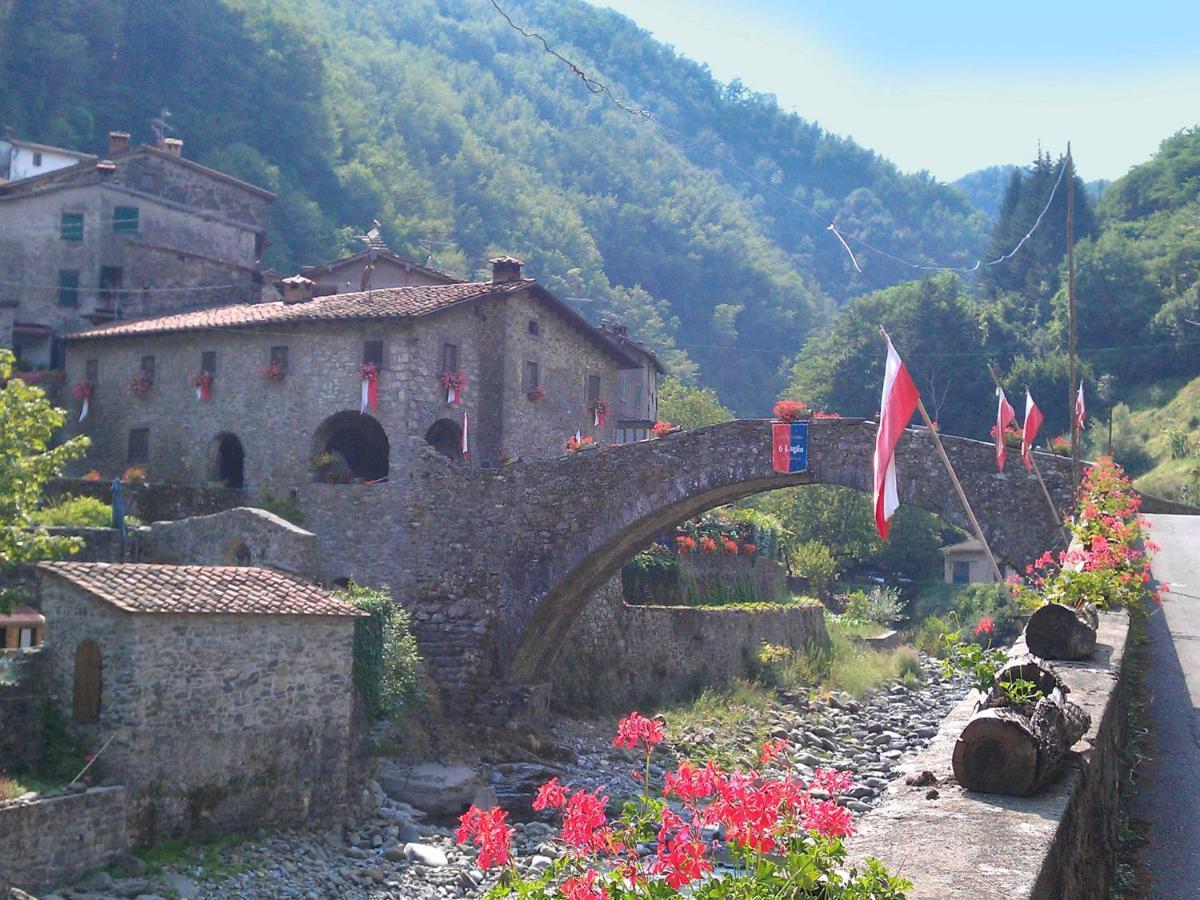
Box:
66;279;534;340
37;562;364;617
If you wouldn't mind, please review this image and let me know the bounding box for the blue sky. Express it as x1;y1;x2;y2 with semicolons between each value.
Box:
586;1;1200;182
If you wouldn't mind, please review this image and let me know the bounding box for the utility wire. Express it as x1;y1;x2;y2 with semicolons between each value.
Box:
489;0;1068;277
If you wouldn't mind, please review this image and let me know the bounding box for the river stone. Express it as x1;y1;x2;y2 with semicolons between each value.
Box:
161;874;200;899
378;761;485;816
404;842;449;867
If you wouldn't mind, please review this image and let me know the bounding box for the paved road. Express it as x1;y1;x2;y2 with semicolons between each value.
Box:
1136;514;1200;898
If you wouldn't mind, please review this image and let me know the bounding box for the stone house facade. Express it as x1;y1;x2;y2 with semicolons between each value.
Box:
36;561;363;844
0;132;273;370
301;247;459;293
940;537;1012;584
61;258;660;487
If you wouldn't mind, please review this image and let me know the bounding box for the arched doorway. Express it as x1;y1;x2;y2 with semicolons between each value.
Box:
312;411;390;482
207;433;245;488
424;418;463;461
72;639;102;724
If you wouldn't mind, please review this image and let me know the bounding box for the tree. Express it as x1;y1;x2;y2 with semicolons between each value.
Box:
785;273;994;436
0;350;91;611
657;377;733;429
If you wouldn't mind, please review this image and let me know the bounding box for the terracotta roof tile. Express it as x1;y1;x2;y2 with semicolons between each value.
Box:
37;562;364;617
65;279;534;340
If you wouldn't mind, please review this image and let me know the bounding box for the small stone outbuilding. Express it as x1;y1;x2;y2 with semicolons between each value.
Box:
940;537;1013;584
36;561;364;844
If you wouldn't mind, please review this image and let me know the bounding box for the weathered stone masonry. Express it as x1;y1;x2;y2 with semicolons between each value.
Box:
291;418;1074;707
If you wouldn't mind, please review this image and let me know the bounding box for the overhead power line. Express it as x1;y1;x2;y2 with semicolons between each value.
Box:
489;0;1068;278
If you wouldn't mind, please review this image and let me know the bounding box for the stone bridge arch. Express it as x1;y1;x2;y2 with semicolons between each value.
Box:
503;418;1074;682
297;419;1075;702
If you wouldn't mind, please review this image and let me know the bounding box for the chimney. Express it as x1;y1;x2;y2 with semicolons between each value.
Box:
490;256;523;284
613;324;628;337
107;131;131;156
162;138;183;157
279;274;315;304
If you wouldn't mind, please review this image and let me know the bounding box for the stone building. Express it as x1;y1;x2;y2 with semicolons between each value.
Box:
36;561;363;843
61;257;660;487
940;537;1012;584
301;247;460;293
0;132;273;370
0;606;44;650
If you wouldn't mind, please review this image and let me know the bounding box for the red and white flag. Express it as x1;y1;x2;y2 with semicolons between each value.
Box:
1075;381;1086;433
994;387;1016;472
462;412;469;458
873;336;921;541
1021;390;1044;472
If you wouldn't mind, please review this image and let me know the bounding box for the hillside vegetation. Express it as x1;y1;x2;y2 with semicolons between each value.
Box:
0;0;988;413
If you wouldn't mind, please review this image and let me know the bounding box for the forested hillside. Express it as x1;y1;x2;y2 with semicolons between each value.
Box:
788;132;1200;449
0;0;988;412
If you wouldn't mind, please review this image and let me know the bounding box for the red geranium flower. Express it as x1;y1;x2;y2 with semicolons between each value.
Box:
773;400;807;422
454;805;514;869
973;617;995;636
613;712;664;751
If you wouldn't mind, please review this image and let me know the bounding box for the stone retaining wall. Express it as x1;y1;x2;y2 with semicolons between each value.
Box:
846;611;1131;898
549;578;827;710
46;478;244;523
0;786;129;894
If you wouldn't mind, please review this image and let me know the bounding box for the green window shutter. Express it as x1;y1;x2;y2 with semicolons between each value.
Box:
112;206;139;233
61;212;83;241
58;270;80;307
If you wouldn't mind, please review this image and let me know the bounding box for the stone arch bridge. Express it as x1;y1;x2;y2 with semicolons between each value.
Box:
296;418;1075;705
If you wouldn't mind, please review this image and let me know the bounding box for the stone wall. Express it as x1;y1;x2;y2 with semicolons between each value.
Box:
0;650;48;773
138;506;318;577
845;612;1131;898
0;786;129;894
548;578;827;710
38;578;360;846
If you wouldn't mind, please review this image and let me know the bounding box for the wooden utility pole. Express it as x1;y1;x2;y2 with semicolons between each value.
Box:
1066;144;1080;486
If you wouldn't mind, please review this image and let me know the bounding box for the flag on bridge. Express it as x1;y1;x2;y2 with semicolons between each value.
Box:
995;386;1016;472
462;411;469;459
873;336;920;541
1021;390;1044;473
1075;381;1086;433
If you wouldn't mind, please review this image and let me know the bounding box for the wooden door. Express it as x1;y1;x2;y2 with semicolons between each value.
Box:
72;639;102;724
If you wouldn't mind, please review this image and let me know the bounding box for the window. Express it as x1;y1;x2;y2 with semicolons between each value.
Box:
528;319;540;337
57;270;80;307
0;627;6;647
61;212;83;241
620;371;629;403
85;359;99;384
140;355;155;379
270;345;289;373
72;639;101;724
32;151;42;167
523;361;540;392
18;627;35;649
439;342;459;373
127;428;149;463
112;206;139;233
200;351;217;376
363;340;384;367
99;266;123;306
586;374;601;405
952;560;971;585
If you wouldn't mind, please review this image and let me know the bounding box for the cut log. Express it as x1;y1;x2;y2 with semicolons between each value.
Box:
1024;602;1098;660
952;656;1092;796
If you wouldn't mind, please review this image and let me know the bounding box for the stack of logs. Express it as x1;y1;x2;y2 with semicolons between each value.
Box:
952;603;1099;796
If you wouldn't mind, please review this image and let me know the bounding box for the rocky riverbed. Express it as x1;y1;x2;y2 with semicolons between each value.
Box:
49;659;967;900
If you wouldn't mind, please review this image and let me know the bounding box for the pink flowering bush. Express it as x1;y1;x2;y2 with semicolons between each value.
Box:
457;714;909;898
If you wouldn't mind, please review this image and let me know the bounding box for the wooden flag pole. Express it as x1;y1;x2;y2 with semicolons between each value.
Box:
985;364;1071;548
912;397;1005;586
878;327;1005;586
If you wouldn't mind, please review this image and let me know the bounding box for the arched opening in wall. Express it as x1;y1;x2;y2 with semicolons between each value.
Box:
72;639;102;724
312;411;390;482
224;540;253;566
207;432;245;488
424;418;463;461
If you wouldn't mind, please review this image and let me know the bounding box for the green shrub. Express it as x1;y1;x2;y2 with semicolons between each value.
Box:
915;615;953;657
342;583;421;721
258;488;305;526
845;585;903;625
622;549;679;604
30;496;113;527
896;648;923;683
790;540;839;595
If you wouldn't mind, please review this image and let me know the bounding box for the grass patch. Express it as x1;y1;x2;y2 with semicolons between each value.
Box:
759;619;924;698
134;833;256;881
662;680;779;767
